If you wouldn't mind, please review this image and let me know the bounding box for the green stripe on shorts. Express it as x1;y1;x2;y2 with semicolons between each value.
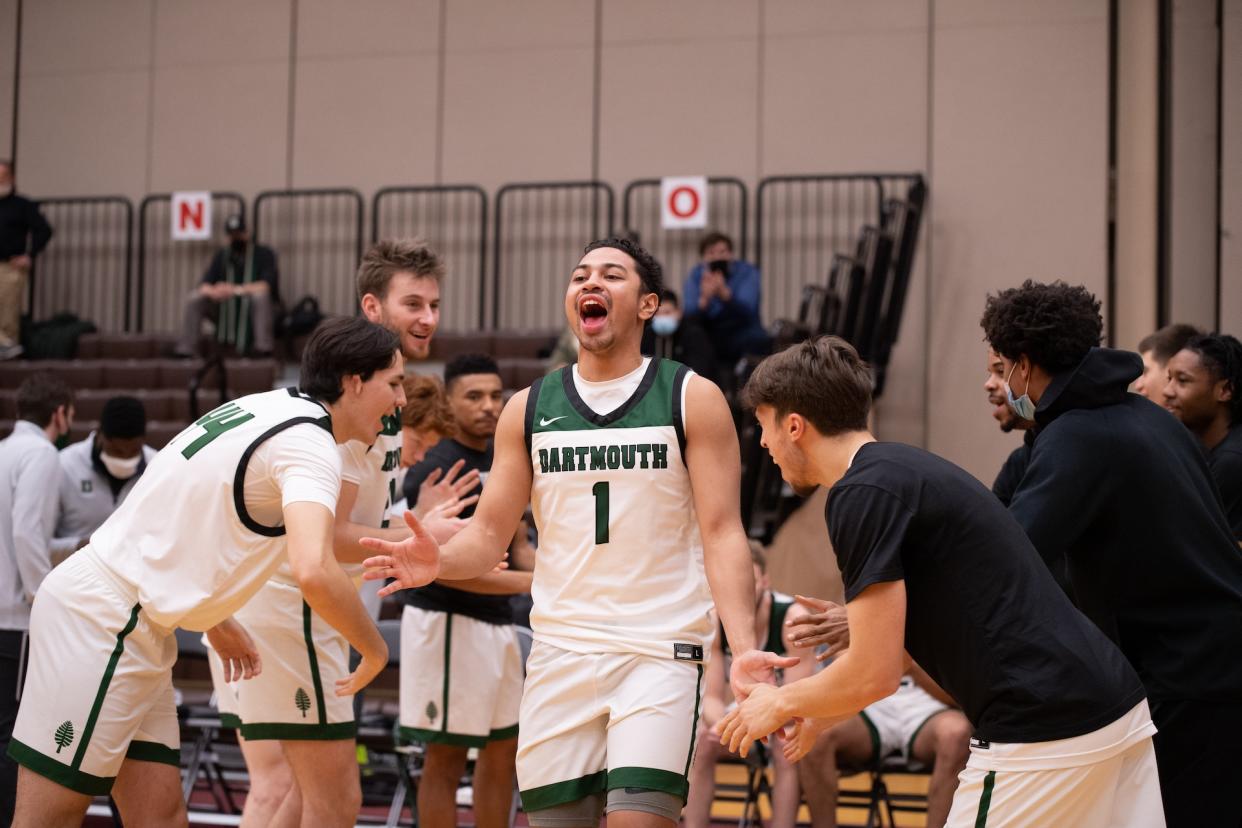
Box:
975;770;997;827
7;738;114;796
521;770;609;812
301;601;327;725
73;603;142;771
125;740;180;767
239;721;358;742
607;766;689;801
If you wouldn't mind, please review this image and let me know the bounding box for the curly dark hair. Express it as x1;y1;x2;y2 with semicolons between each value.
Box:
981;280;1103;373
583;237;664;300
1184;333;1242;425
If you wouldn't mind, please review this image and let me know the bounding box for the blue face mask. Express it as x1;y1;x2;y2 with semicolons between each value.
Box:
651;315;680;336
1004;361;1037;421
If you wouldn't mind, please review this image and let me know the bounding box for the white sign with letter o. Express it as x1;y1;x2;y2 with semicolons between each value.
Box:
171;191;212;241
660;176;708;230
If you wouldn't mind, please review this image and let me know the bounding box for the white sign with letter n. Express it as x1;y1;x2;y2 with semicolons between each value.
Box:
660;176;708;230
171;191;212;241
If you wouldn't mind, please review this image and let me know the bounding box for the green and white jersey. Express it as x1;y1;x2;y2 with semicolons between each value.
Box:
89;388;341;632
270;410;402;587
524;357;714;660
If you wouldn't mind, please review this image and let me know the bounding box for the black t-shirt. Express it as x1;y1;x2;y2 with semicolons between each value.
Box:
401;439;513;625
828;442;1145;744
1209;424;1242;541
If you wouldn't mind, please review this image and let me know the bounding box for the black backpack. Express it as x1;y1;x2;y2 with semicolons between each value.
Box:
23;313;98;359
278;296;323;338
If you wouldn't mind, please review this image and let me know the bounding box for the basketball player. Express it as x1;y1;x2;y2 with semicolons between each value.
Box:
7;317;402;828
684;543;815;828
363;237;796;828
205;240;472;828
717;336;1164;828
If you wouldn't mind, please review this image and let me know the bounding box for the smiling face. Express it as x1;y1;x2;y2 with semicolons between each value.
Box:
341;351;407;443
566;246;658;354
362;272;440;360
1163;348;1229;433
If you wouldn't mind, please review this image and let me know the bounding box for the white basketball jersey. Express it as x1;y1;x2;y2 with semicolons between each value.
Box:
524;358;714;660
269;411;402;587
89;388;341;632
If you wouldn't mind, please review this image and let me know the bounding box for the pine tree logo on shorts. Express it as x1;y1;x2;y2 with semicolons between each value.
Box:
426;701;438;723
54;720;75;753
295;688;311;717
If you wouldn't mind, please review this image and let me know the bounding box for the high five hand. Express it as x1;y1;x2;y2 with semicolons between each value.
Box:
361;511;441;597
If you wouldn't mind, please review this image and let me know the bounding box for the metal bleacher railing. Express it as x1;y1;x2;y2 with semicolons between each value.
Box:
492;181;614;330
27;172;924;346
621;177;748;287
372;185;489;331
253;188;365;320
137;191;247;334
29;196;134;333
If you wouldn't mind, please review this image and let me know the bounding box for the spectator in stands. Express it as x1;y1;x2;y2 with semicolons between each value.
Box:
0;375;73;824
1132;322;1201;405
684;542;814;828
792;670;969;828
174;213;279;358
983;346;1034;507
683;231;771;371
51;396;155;564
981;280;1242;825
1163;333;1242;542
640;288;716;380
398;353;531;828
0;160;54;360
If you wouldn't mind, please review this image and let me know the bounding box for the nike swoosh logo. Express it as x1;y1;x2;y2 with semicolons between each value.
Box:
539;416;568;426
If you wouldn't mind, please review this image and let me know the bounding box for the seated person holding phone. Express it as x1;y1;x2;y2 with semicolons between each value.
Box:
683;231;771;377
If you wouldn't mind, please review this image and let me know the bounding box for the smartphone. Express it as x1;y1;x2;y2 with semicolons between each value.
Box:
708;259;730;278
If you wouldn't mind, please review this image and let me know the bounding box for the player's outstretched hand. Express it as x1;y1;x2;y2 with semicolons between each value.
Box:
413;460;481;519
206;617;262;682
335;642;388;697
729;648;801;701
786;595;850;661
361;511;441;597
423;514;470;544
716;683;790;758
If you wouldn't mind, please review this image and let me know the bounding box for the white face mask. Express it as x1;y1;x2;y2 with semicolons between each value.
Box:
100;452;142;480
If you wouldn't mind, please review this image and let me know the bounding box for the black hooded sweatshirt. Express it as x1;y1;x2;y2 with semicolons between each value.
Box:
1008;347;1242;702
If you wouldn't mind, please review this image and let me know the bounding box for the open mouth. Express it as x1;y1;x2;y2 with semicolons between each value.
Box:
578;294;609;334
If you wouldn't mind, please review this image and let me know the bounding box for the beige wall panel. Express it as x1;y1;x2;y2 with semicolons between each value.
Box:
1166;0;1219;329
440;46;594;187
1221;0;1242;329
148;62;289;196
761;28;927;175
16;71;149;198
291;54;438;192
597;39;758;183
440;0;595;187
21;0;150;75
153;0;290;67
0;0;16;160
765;0;928;37
297;0;439;58
1114;0;1159;350
928;0;1109;482
443;0;594;51
602;0;758;42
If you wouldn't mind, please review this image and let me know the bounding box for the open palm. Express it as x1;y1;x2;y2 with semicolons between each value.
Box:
361;511;441;597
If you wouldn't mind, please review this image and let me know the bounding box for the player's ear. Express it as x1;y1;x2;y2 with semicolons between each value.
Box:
638;290;659;321
786;412;806;442
359;292;383;323
1215;377;1233;404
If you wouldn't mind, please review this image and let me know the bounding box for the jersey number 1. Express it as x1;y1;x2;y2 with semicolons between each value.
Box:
592;481;609;544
